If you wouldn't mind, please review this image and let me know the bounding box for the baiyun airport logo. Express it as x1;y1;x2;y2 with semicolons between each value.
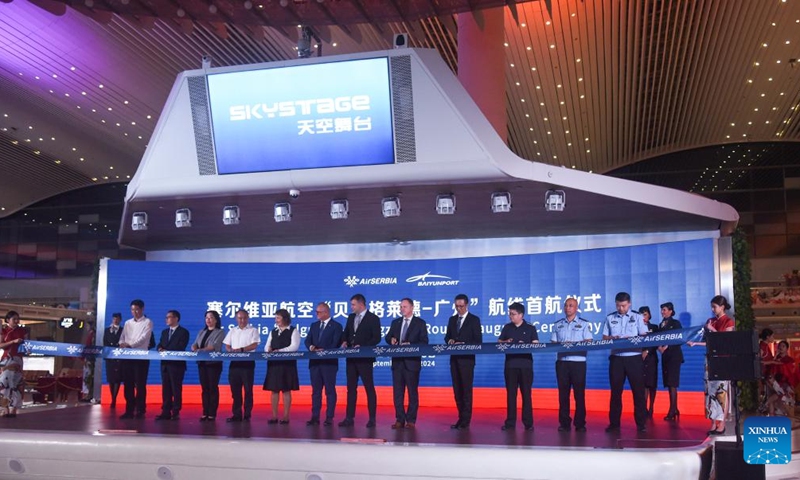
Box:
406;272;460;287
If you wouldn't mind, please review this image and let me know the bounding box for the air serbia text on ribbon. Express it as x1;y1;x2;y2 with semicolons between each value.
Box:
20;326;704;362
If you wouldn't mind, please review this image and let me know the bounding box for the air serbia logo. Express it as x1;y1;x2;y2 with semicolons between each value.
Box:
744;416;791;464
342;275;397;288
405;272;460;287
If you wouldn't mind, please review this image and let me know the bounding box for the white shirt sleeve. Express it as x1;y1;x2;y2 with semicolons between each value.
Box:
284;329;301;352
222;330;233;347
249;327;261;347
264;331;273;352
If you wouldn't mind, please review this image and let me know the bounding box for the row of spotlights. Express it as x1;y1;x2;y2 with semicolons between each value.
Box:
130;191;566;230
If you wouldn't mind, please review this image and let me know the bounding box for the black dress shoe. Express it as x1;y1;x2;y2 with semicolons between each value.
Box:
134;412;146;419
243;416;251;422
605;424;620;433
268;418;279;425
501;424;514;431
119;413;134;419
338;419;354;427
226;416;242;423
575;426;587;432
708;428;726;436
558;425;570;432
524;425;534;431
154;414;171;421
391;421;405;429
323;419;333;426
306;419;320;426
279;419;290;425
366;419;376;428
450;421;462;430
458;423;470;429
637;425;646;432
171;414;180;421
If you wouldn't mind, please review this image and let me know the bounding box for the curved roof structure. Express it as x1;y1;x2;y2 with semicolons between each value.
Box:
0;0;797;216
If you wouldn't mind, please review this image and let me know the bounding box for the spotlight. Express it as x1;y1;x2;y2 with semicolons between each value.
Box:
274;202;292;222
544;190;566;211
381;197;401;218
435;194;456;215
330;200;349;220
491;192;511;213
393;33;409;48
222;206;240;225
131;212;148;231
175;208;192;228
243;0;253;9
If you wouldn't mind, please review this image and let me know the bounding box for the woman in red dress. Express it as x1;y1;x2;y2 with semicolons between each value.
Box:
689;295;735;435
0;311;26;367
770;340;797;387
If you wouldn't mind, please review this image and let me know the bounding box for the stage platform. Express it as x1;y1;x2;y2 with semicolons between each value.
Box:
3;403;711;449
4;403;799;479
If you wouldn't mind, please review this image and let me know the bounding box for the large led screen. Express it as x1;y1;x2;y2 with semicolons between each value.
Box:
103;239;714;392
207;58;395;174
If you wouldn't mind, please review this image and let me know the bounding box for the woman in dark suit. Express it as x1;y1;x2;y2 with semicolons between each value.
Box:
263;309;300;424
191;310;226;421
639;306;659;417
657;302;684;421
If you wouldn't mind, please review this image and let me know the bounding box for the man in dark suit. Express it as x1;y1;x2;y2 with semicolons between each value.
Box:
155;310;190;421
444;293;483;429
385;297;429;429
339;293;382;428
305;302;344;426
103;312;124;408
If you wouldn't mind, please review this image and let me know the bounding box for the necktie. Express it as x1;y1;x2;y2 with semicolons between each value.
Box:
456;316;464;334
354;314;362;331
400;319;410;342
168;329;174;341
319;321;326;339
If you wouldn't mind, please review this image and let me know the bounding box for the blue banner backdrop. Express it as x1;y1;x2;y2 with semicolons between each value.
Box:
102;238;716;391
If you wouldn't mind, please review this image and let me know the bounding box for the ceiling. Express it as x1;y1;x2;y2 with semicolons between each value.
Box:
1;0;799;218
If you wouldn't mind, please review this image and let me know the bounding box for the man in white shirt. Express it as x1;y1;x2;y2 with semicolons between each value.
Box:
222;309;261;422
118;299;154;419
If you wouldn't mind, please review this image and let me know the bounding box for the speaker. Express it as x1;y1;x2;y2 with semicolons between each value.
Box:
707;355;760;381
714;441;765;480
707;330;757;355
706;330;760;381
393;33;409;48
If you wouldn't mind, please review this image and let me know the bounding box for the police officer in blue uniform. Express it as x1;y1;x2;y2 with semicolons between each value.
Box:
602;292;649;433
550;298;594;432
